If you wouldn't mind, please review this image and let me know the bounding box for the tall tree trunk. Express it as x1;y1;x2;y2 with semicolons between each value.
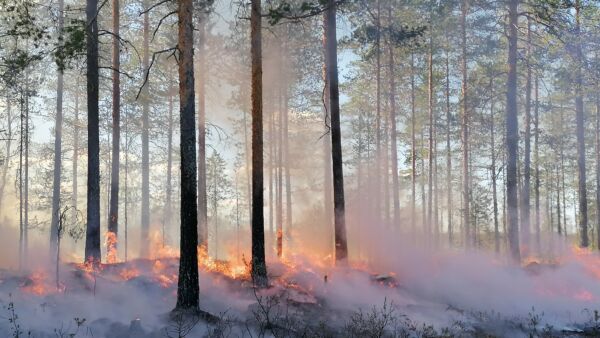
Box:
575;0;588;247
283;54;292;245
50;0;65;259
197;19;208;249
506;0;521;263
491;78;499;254
0;96;13;219
326;0;348;263
175;0;199;310
140;2;150;257
84;0;101;263
387;7;399;230
411;52;417;237
124;98;129;261
269;94;274;247
420;128;426;235
520;18;532;252
445;41;452;245
596;92;600;249
427;20;434;243
374;0;382;223
276;44;284;257
72;81;79;224
560;104;567;236
107;0;120;262
25;74;29;263
460;0;470;248
19;92;24;269
322;19;333;255
557;165;562;235
250;0;268;286
268;98;274;244
534;74;541;250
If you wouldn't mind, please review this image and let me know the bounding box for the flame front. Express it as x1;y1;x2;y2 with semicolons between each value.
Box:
105;231;118;264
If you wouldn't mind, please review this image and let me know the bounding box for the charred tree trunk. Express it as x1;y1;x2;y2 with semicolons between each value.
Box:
322;18;333;255
107;0;120;262
84;0;101;263
175;0;200;310
50;0;65;260
326;0;348;263
574;0;588;247
506;0;521;263
250;0;268;286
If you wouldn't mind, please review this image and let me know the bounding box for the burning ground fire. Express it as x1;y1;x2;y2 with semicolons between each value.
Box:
15;231;394;299
10;235;600;337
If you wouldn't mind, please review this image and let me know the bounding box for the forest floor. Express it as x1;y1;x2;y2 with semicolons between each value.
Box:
1;247;600;337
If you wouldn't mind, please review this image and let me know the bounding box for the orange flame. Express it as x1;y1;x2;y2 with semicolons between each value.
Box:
20;271;52;295
105;231;118;264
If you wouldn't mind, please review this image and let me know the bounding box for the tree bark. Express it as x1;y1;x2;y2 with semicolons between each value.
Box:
84;0;101;264
276;43;284;258
427;21;434;242
250;0;268;286
575;0;588;247
322;17;333;255
534;74;541;250
445;42;452;245
491;78;499;254
506;0;521;263
0;96;13;219
50;0;65;259
326;0;348;263
107;0;120;262
175;0;200;310
520;18;532;251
